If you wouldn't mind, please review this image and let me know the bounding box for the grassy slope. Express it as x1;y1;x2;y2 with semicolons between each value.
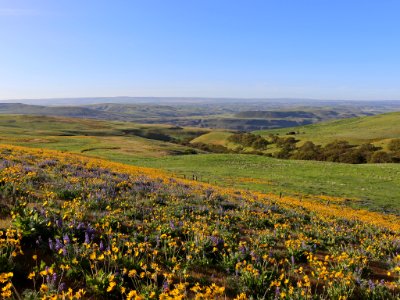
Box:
190;131;232;146
0;115;207;159
255;111;400;147
182;112;400;154
129;154;400;214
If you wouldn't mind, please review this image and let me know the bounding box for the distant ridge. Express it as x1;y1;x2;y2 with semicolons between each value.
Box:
1;100;400;131
2;96;400;106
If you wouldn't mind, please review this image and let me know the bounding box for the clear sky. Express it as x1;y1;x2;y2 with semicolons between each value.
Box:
1;0;400;100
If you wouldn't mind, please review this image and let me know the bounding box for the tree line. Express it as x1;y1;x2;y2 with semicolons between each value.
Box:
227;132;400;164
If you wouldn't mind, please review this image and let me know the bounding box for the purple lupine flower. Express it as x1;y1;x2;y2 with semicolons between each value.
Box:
63;234;70;245
275;287;280;299
49;238;54;251
56;218;62;228
58;282;66;292
99;241;105;251
169;220;175;230
355;278;361;286
250;251;257;261
368;279;375;290
84;232;90;244
55;238;63;251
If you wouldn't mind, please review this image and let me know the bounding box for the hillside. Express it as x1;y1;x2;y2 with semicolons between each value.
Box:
0;115;207;159
0;114;399;214
192;112;400;157
0;145;399;299
255;111;400;148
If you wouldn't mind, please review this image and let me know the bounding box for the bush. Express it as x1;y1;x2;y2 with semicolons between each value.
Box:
228;133;269;150
291;141;322;160
321;140;355;162
388;139;400;152
369;151;392;163
191;143;231;153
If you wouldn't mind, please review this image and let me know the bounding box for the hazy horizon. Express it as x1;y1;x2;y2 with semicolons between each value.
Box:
2;96;400;106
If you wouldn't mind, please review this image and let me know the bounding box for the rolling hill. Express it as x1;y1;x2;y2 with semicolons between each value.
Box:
194;112;400;152
0;115;207;160
255;111;400;148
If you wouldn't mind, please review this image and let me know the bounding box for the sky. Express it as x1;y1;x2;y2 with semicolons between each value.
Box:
1;0;400;100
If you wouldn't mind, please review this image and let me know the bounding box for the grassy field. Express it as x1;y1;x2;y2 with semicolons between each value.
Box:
129;154;400;214
255;111;400;148
0;114;399;214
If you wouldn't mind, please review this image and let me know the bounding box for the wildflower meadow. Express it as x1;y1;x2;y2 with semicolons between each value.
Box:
0;145;399;299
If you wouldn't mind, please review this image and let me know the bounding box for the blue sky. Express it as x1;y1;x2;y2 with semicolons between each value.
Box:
1;0;400;100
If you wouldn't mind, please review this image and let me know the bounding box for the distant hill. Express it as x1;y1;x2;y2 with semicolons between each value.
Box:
0;103;121;119
235;109;371;120
1;101;400;131
236;110;318;118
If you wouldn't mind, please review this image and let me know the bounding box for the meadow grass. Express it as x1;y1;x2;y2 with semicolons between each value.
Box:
129;154;400;214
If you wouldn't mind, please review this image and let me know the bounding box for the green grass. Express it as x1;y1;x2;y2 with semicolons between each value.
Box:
1;114;399;214
254;111;400;148
128;154;400;214
190;131;232;145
